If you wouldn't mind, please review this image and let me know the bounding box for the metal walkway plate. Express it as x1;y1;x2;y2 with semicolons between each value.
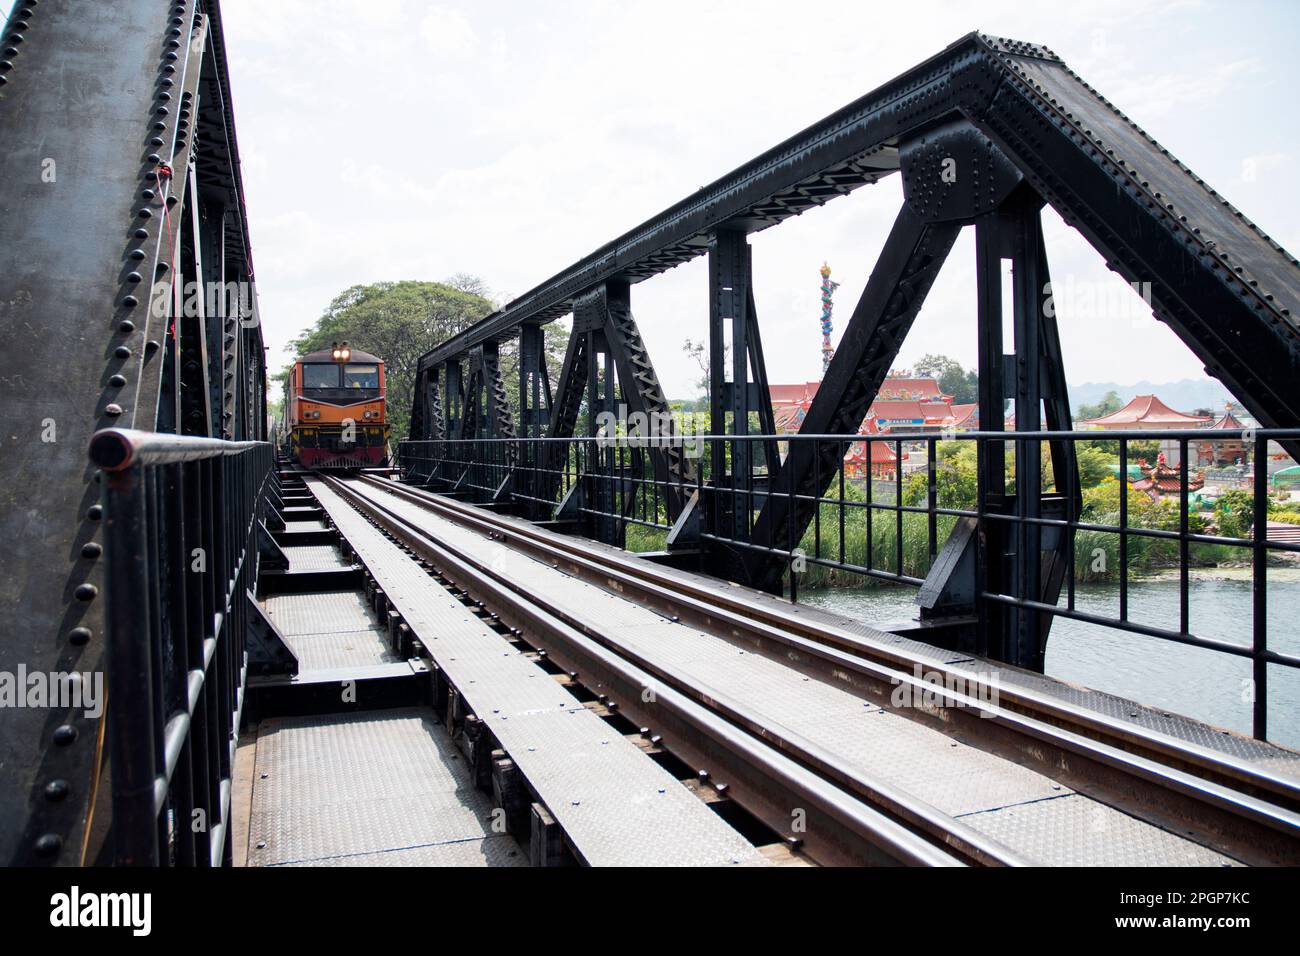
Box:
353;480;1237;867
249;708;524;867
261;590;397;672
306;477;763;867
282;544;349;571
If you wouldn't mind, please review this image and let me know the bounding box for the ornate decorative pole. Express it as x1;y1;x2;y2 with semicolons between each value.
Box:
820;261;839;373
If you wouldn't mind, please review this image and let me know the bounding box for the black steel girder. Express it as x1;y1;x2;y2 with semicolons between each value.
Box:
743;206;962;591
0;0;265;865
412;33;1299;456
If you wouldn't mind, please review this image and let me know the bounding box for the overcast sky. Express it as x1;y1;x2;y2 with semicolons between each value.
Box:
216;0;1300;397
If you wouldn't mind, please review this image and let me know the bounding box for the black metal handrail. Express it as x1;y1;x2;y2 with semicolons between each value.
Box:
89;428;274;866
400;426;1300;741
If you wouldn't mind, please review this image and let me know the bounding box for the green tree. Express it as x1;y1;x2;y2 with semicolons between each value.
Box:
1076;389;1123;422
1082;477;1155;520
913;353;978;404
1075;445;1115;489
287;280;495;439
1214;489;1255;538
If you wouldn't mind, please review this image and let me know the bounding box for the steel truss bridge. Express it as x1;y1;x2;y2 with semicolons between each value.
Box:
3;2;1300;869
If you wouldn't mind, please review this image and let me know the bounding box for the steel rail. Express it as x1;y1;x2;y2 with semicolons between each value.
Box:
350;473;1300;864
366;473;1300;797
314;473;1008;867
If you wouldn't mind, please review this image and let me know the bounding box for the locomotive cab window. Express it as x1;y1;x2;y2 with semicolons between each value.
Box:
302;364;341;389
344;364;379;389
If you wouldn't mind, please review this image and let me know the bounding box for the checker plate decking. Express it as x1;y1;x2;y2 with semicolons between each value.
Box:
306;477;763;867
249;708;524;867
346;479;1239;867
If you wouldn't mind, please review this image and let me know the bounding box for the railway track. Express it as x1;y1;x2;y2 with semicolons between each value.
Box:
307;470;1300;866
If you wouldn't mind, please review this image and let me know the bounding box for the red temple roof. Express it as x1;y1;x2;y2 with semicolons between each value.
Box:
878;377;945;401
946;404;978;428
1206;412;1245;430
1132;452;1205;495
869;400;926;423
770;382;820;406
1083;394;1212;427
846;418;903;464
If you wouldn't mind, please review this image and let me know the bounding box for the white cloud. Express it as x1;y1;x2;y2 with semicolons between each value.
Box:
419;7;476;59
219;0;1300;393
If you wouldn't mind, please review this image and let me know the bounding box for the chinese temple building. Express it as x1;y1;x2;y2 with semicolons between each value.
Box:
843;418;907;480
1079;394;1213;430
1194;412;1247;467
1132;451;1205;498
769;375;973;438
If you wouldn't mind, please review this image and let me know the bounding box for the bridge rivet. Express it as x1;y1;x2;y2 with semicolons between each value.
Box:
126;273;142;284
145;340;160;352
108;374;126;388
122;295;138;308
74;584;97;601
33;834;62;857
117;321;134;335
44;780;70;802
52;725;78;745
87;505;102;521
68;627;91;646
81;543;102;559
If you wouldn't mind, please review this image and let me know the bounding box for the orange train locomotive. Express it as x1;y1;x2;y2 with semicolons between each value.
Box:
284;343;389;468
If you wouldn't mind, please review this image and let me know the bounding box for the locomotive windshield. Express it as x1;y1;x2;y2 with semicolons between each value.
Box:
344;364;379;389
302;364;341;389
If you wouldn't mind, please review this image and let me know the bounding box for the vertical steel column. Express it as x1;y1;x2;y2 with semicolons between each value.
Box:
1009;201;1044;669
444;358;463;440
518;324;551;439
102;466;160;865
707;229;779;545
973;190;1074;669
518;323;552;515
713;230;752;487
585;324;620;545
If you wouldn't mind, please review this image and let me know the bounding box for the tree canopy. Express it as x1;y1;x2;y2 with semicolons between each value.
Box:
1076;389;1124;422
282;278;568;440
283;279;496;440
912;354;979;404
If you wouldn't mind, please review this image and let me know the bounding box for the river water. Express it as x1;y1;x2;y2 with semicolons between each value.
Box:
801;576;1300;751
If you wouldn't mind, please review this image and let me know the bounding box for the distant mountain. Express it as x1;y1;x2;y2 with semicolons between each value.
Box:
1067;378;1234;416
